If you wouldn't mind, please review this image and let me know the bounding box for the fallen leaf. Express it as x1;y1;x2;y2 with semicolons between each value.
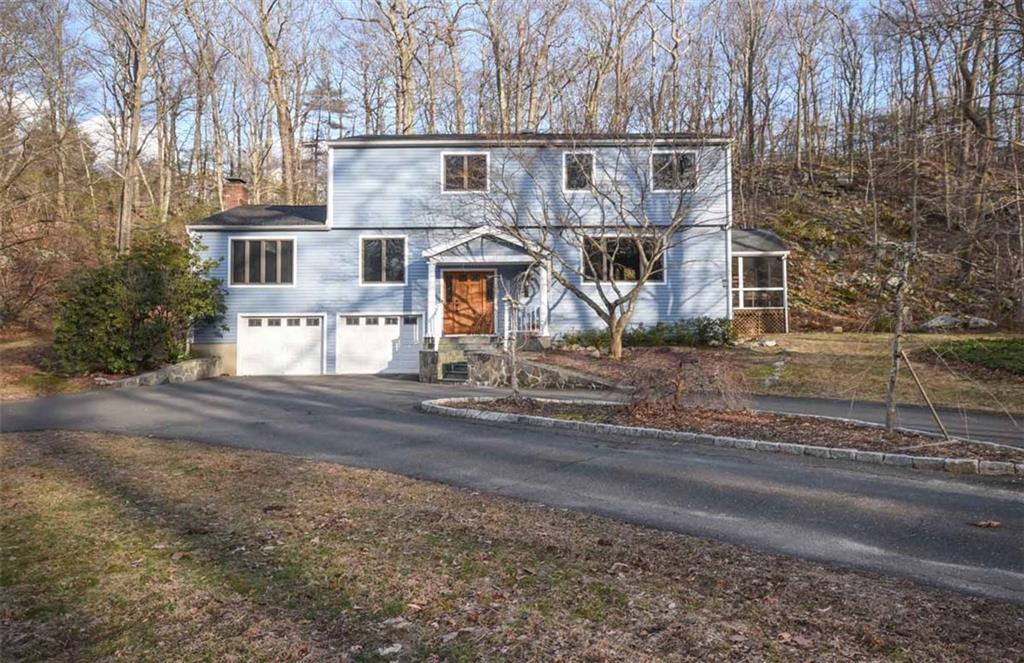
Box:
972;520;1002;528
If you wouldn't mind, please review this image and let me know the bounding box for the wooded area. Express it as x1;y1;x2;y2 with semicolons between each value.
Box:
2;0;1023;329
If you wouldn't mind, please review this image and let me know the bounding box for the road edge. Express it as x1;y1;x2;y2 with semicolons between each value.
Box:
420;397;1024;479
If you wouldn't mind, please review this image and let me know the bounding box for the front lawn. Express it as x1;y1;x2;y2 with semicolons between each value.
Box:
3;431;1022;661
529;332;1024;414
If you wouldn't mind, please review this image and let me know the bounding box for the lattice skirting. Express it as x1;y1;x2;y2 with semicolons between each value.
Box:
733;309;788;338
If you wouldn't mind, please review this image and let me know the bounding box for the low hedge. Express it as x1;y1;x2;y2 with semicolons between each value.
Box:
560;317;734;350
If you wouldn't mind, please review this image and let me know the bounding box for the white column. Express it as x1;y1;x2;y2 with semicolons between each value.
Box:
782;255;789;333
502;301;510;349
539;261;550;337
426;261;437;347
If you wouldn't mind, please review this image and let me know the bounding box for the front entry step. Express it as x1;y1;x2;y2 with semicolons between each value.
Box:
438;336;500;352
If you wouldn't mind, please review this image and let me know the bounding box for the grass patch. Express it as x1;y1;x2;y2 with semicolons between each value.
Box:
744;332;1024;414
3;431;1022;661
931;337;1024;376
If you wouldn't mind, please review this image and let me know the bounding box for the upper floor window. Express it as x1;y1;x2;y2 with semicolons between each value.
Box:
362;237;406;284
563;152;594;192
651;151;697;191
231;239;294;285
582;237;665;283
443;153;488;192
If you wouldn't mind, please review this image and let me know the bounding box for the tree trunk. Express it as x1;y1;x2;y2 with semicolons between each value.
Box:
884;258;907;434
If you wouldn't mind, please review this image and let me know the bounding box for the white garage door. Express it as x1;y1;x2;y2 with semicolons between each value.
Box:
237;315;324;376
337;314;421;374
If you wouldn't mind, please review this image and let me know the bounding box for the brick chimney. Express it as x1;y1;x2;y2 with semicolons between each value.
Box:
222;177;249;209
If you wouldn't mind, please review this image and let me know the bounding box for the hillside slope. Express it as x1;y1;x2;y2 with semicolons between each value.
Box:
735;159;1021;331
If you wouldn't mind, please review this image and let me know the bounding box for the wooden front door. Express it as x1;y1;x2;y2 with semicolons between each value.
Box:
443;271;494;335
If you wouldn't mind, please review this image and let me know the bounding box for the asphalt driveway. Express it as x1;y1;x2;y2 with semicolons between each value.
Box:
2;376;1022;603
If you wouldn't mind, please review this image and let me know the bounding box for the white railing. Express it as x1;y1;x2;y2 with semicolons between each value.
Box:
517;306;543;334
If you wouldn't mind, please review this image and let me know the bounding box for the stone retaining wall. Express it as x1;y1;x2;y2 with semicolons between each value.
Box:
465;351;615;390
97;357;223;389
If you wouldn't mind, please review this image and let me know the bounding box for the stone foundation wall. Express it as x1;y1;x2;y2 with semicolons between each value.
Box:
465;351;613;390
190;343;237;375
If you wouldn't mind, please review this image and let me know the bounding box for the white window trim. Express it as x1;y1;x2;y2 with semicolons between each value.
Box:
236;312;326;375
228;235;298;288
440;150;490;194
578;234;668;287
649;149;699;193
358;234;408;287
562;150;596;194
439;267;499;336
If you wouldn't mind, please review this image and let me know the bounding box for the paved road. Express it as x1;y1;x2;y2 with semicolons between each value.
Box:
2;376;1022;603
743;393;1023;449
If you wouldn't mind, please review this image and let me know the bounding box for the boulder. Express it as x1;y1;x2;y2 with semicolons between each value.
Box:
966;316;996;329
921;314;963;331
920;314;997;332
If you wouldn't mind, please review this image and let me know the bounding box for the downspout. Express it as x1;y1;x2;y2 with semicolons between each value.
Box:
724;142;734;321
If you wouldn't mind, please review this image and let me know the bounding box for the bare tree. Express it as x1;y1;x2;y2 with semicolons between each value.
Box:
461;139;729;359
87;0;171;251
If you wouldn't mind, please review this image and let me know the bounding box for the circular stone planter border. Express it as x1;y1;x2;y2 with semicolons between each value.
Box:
419;397;1024;478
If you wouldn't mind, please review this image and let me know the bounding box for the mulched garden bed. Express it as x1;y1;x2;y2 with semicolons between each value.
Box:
471;397;1024;463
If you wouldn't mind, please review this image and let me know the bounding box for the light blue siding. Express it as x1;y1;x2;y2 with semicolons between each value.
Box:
331;144;729;230
195;140;732;372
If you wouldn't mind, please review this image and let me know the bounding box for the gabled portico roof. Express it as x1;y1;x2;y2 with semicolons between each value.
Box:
422;226;544;263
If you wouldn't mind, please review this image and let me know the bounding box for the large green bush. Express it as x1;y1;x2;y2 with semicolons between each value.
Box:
561;317;734;350
54;234;225;374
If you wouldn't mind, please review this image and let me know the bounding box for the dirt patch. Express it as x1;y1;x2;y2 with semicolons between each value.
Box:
470;398;1024;463
0;333;100;401
3;431;1023;661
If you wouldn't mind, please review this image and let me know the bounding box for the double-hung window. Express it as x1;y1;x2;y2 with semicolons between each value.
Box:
361;237;406;284
651;151;697;191
443;153;488;192
582;237;664;283
230;239;294;285
563;152;594;191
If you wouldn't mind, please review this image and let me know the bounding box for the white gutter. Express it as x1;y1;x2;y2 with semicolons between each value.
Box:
327;137;733;149
185;225;330;231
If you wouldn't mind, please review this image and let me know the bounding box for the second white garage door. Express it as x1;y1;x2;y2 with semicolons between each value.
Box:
337;314;421;374
237;315;324;376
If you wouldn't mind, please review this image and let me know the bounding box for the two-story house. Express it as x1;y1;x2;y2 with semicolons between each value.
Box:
187;133;789;377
